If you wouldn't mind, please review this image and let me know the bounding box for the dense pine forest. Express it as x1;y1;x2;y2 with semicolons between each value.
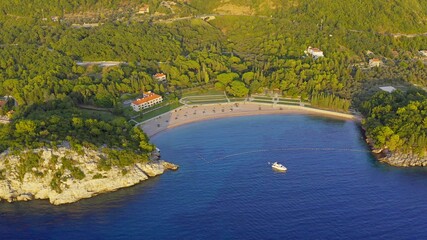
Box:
359;89;427;155
1;0;427;156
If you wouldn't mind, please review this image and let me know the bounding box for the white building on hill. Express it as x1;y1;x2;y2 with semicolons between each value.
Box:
369;58;382;68
153;73;167;81
307;46;324;59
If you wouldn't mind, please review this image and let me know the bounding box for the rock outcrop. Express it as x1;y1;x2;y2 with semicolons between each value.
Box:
378;151;427;167
361;126;427;167
0;148;178;205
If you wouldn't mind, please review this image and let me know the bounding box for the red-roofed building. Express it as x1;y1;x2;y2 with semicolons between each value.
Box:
153;73;167;81
369;58;382;68
307;46;324;59
131;91;163;111
137;4;150;14
0;100;6;108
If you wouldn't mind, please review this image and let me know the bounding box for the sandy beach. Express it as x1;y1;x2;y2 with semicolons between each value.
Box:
139;102;358;137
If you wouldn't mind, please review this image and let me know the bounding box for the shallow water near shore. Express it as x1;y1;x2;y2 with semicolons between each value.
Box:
1;115;427;239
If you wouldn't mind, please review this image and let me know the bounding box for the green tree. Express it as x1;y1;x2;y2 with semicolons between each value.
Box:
226;80;249;97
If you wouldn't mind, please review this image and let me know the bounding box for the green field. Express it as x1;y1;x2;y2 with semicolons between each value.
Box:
276;102;301;106
252;96;274;101
187;99;229;104
183;94;229;105
252;100;275;104
186;96;227;101
182;88;224;97
277;98;301;103
133;102;182;122
229;98;247;102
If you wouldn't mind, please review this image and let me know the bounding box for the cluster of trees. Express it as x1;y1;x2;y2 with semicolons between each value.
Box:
0;0;147;17
0;98;14;115
1;0;427;163
191;0;427;33
310;93;350;112
1;6;427;107
6;0;425;34
0;99;153;153
360;89;427;155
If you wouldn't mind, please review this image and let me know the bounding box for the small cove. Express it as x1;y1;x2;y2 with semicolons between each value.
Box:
1;114;427;239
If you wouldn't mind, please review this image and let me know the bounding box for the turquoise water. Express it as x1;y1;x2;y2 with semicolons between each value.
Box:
1;115;427;239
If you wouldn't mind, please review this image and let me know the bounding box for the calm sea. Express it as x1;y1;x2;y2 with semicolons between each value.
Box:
1;115;427;239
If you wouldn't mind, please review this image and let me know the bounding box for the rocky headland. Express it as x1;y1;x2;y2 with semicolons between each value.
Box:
0;147;178;205
363;128;427;167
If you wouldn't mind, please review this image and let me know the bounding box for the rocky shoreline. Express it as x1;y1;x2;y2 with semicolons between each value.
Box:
378;152;427;167
361;126;427;167
0;148;178;205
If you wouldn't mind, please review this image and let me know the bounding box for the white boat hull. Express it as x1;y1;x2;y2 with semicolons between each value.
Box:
271;162;287;171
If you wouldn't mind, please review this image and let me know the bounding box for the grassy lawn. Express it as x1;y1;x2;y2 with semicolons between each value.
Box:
252;100;274;104
276;102;301;106
134;102;182;122
229;98;246;102
252;96;274;100
184;95;226;99
277;101;299;104
277;98;301;103
184;94;228;104
186;97;227;101
182;88;224;97
187;99;229;104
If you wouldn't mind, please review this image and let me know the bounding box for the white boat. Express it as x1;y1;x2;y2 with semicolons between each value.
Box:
271;162;287;171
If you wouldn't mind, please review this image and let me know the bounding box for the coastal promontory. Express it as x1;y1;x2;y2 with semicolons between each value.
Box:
0;147;177;205
0;103;178;204
360;89;427;167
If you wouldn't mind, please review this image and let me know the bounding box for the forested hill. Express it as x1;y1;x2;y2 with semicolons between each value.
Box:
190;0;427;32
2;0;427;33
0;0;143;16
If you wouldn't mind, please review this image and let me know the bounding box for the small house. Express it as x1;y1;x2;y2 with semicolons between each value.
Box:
137;5;150;14
307;47;324;59
153;73;167;81
369;58;382;68
131;91;163;111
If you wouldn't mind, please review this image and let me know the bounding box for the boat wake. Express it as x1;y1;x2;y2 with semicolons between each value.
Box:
198;147;370;165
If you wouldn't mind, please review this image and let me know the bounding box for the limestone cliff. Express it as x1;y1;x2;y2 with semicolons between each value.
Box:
0;148;178;205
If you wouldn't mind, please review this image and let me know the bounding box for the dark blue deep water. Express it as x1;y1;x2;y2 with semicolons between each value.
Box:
1;115;427;239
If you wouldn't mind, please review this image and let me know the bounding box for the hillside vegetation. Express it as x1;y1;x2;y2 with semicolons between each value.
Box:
1;0;427;32
1;0;427;163
192;0;427;32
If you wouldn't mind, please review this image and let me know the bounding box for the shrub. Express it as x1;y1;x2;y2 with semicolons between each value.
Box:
93;173;104;179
